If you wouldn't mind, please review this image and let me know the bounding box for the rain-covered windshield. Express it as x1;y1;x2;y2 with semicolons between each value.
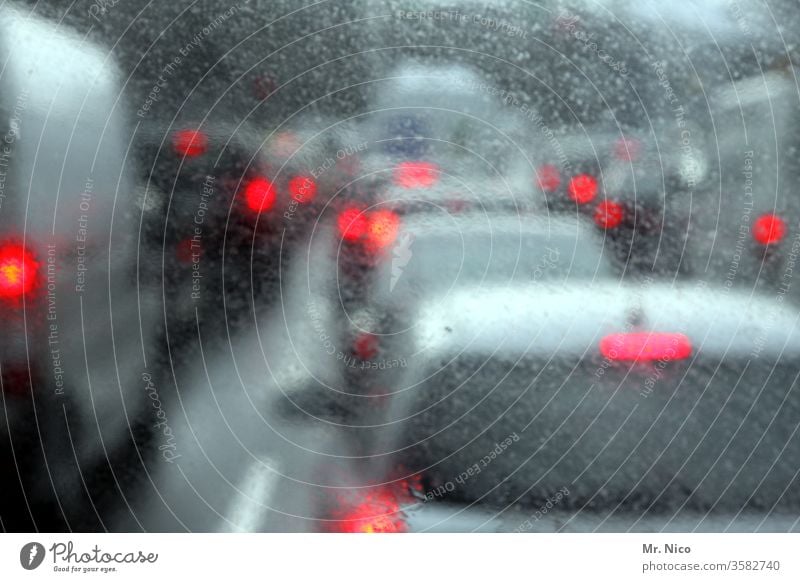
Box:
1;0;800;543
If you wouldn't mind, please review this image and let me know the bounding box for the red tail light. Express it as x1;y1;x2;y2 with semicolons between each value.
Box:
0;244;39;299
171;129;208;157
338;207;369;242
353;333;379;360
366;210;400;249
600;333;692;362
567;174;598;204
334;491;406;533
535;164;561;192
394;161;439;189
752;213;786;245
594;200;625;229
338;208;401;250
288;175;317;204
243;177;277;213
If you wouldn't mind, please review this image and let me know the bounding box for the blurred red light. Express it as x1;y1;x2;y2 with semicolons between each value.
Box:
567;174;598;204
243;177;277;213
594;200;625;229
353;333;379;360
338;208;401;248
288;175;317;204
752;213;786;245
394;161;439;189
0;244;39;299
171;129;208;157
600;333;692;362
535;164;561;192
336;492;406;533
366;210;400;249
338;207;369;242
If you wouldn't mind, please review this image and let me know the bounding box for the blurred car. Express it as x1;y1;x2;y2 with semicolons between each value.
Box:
521;121;708;276
134;115;363;349
291;211;800;530
0;7;159;530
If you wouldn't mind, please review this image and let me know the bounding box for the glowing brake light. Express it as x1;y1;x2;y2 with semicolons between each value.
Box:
366;210;400;249
567;174;598;204
338;207;369;241
600;333;692;362
535;164;561;192
594;200;625;229
288;175;317;204
394;161;439;189
353;333;379;360
752;213;786;245
338;208;401;249
171;129;208;157
243;177;277;213
335;491;406;533
0;244;39;299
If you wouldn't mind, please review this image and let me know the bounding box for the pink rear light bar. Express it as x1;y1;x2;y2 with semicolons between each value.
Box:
393;161;439;189
600;332;692;362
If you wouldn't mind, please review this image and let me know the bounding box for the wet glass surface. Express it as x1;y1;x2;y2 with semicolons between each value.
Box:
1;0;800;533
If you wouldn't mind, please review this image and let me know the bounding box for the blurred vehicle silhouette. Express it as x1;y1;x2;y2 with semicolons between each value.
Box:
0;7;160;530
285;211;800;531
